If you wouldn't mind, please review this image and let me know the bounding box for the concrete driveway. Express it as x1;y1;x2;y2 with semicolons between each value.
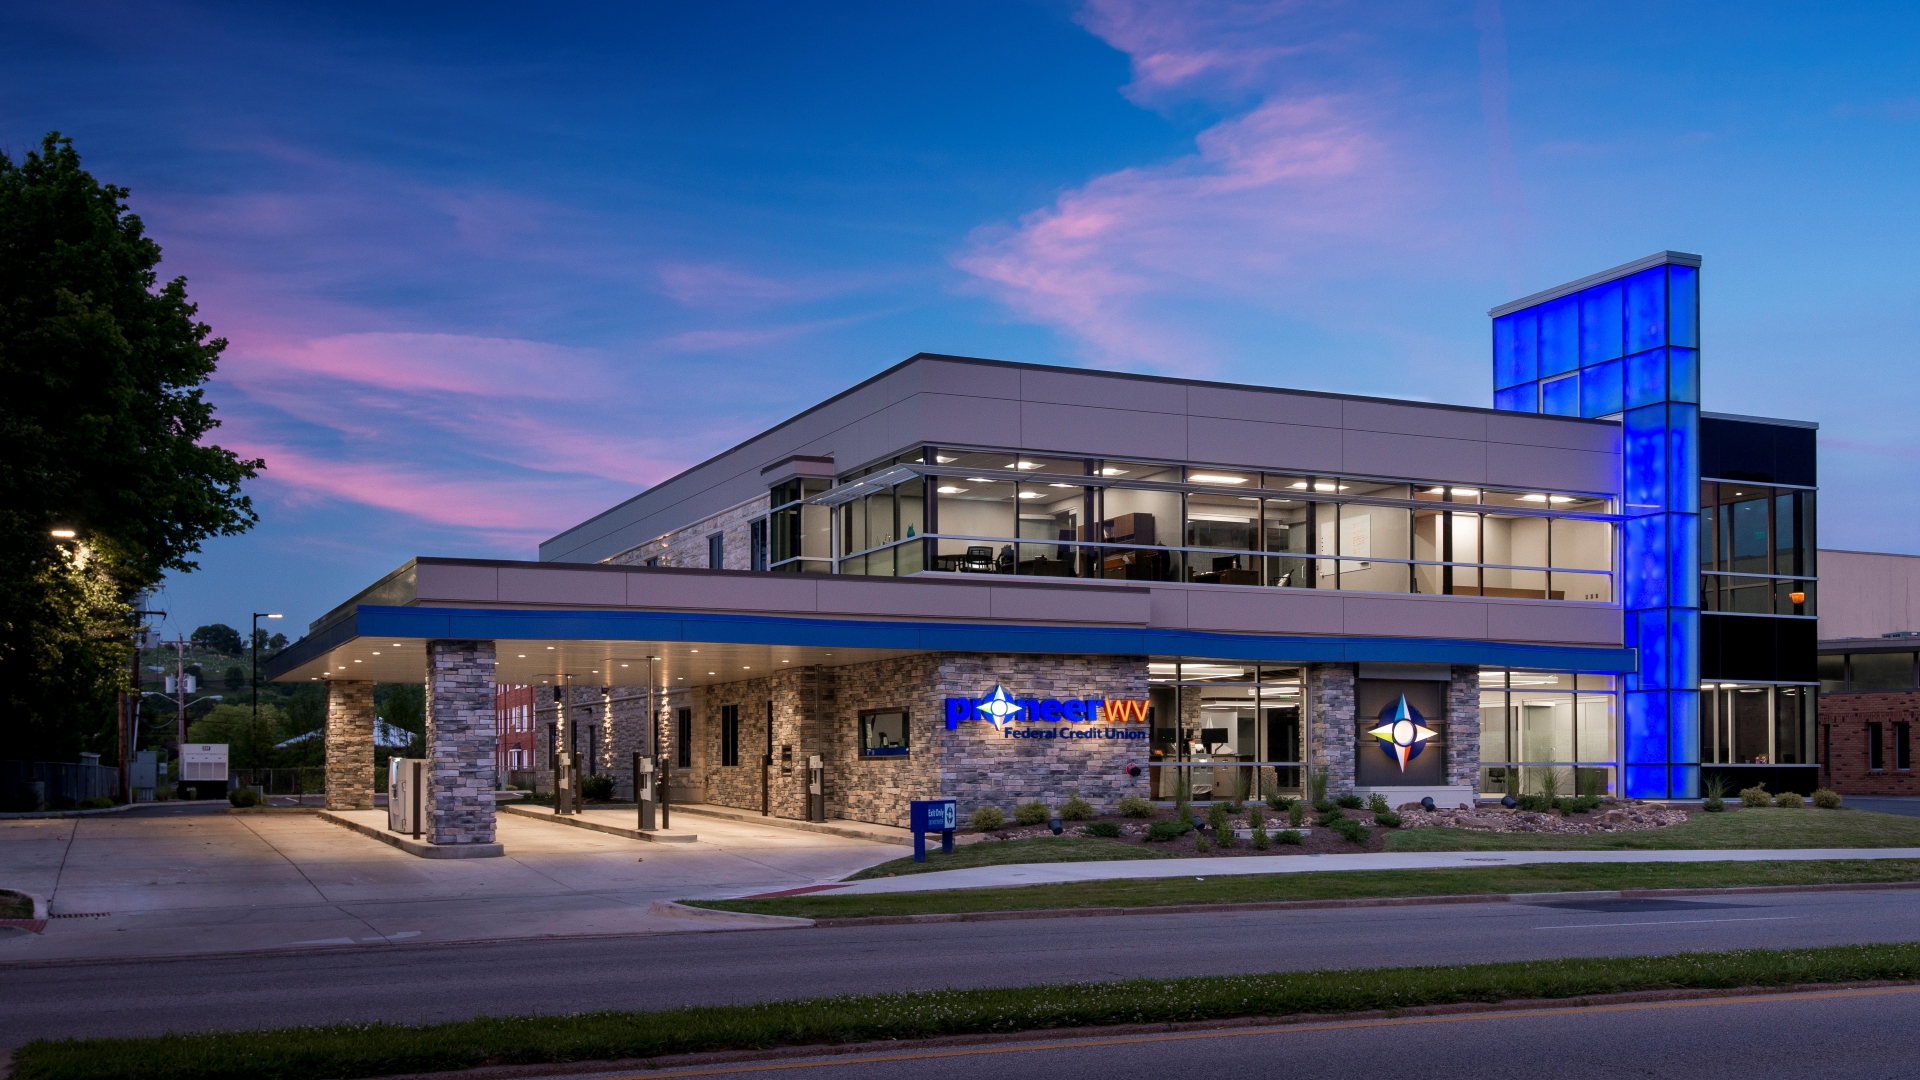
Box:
0;804;895;962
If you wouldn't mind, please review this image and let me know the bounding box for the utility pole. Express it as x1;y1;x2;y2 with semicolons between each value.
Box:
174;637;189;750
251;612;282;759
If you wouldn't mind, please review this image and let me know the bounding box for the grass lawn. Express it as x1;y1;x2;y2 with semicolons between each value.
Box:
692;857;1920;920
1386;807;1920;852
849;836;1172;879
16;943;1920;1080
0;888;31;918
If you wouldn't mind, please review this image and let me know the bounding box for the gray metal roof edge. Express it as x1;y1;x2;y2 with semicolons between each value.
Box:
539;351;1621;560
1700;411;1819;430
1488;251;1703;318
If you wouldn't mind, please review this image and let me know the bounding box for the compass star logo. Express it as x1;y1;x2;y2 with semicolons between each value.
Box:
1367;695;1438;772
977;685;1024;730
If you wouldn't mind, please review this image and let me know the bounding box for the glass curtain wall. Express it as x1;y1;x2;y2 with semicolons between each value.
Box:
769;478;833;573
1699;482;1815;615
1700;684;1815;766
1478;670;1617;796
1146;661;1304;802
825;446;1617;599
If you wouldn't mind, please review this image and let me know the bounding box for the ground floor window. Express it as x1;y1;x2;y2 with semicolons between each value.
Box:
720;704;741;766
1701;683;1814;766
1870;722;1885;770
1478;669;1616;796
677;707;693;768
1145;662;1303;801
861;709;910;756
1899;721;1913;771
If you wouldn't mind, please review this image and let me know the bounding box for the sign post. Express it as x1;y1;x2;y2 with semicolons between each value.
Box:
908;799;956;863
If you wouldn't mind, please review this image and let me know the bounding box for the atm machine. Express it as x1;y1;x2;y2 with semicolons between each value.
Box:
388;757;424;837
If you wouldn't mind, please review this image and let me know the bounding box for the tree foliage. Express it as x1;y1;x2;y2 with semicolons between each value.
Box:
1;133;261;759
191;623;244;655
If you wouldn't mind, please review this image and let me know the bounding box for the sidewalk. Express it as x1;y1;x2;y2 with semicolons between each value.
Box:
796;846;1920;898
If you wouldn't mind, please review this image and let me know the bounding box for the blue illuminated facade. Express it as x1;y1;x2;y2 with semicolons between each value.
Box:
1491;252;1702;799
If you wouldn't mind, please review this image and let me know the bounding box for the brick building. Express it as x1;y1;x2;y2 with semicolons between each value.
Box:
1816;550;1920;794
495;683;539;788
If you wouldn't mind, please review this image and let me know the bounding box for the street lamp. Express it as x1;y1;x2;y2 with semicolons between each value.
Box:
252;613;283;744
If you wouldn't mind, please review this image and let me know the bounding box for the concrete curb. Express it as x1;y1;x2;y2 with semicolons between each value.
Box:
318;811;504;859
646;899;813;928
499;803;697;842
0;802;142;820
669;804;914;847
761;877;1920;927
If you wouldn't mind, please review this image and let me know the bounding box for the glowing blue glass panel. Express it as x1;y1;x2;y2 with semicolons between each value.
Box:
1625;765;1669;798
1538;294;1580;376
1668;404;1699;513
1580;280;1625;366
1541;374;1579;416
1669;512;1700;609
1493;312;1535;389
1494;383;1538;412
1624;267;1667;354
1668;346;1698;404
1636;608;1672;688
1668;763;1699;799
1623;405;1668;514
1668;265;1698;348
1621;516;1664;611
1624;348;1667;410
1580;358;1624;417
1671;607;1700;686
1624;691;1669;762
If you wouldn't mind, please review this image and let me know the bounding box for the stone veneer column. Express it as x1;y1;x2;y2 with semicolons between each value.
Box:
324;680;376;810
425;640;497;845
1307;663;1357;797
1446;666;1482;796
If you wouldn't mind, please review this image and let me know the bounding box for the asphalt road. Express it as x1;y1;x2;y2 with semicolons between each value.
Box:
595;985;1920;1080
5;886;1920;1047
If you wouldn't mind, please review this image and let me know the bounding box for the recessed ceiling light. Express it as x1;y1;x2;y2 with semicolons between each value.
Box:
936;486;964;494
371;651;380;655
518;654;526;658
708;672;715;675
965;477;992;483
621;663;629;668
353;659;362;663
781;660;789;663
691;649;699;653
1018;492;1041;499
392;643;403;647
547;646;555;650
1189;474;1248;484
1100;467;1128;476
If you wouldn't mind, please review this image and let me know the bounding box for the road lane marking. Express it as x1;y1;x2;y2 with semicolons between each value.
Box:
1531;916;1798;930
592;984;1920;1078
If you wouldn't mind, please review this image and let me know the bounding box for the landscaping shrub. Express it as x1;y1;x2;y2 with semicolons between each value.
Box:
1195;838;1210;852
1317;807;1345;827
1553;796;1602;816
1287;802;1306;829
1813;788;1843;809
1307;766;1329;806
78;796;114;810
1775;791;1805;809
1208;802;1232;847
1331;817;1370;845
1740;784;1772;808
580;774;615;801
1265;794;1294;812
1060;794;1096;821
1334;793;1364;810
1251;826;1270;850
1274;828;1304;845
1247;805;1265;831
1116;795;1155;818
1144;819;1192;842
1084;820;1123;838
228;787;260;808
1515;794;1552;813
1367;792;1390;814
1014;801;1051;826
1373;811;1403;828
969;806;1005;831
1703;774;1727;813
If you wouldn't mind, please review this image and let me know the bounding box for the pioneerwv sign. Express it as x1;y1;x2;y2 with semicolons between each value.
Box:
945;684;1150;741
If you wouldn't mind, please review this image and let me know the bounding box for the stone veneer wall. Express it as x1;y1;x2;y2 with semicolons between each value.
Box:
324;680;376;810
1444;666;1483;795
424;640;498;845
829;656;941;826
1307;663;1357;796
604;494;770;570
692;666;832;818
937;653;1152;824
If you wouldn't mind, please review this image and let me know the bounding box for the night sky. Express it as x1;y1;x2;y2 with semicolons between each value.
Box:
5;1;1918;639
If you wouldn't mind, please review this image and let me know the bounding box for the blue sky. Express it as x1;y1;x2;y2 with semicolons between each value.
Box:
4;0;1918;641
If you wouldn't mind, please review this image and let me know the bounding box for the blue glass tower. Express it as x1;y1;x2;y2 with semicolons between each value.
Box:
1490;252;1701;799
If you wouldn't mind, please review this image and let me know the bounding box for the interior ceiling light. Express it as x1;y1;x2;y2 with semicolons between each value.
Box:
937;486;964;494
621;663;629;667
518;654;526;658
1100;467;1127;476
1017;491;1042;499
965;477;993;483
1048;483;1075;488
743;666;751;669
1290;481;1308;489
708;671;716;675
371;651;380;655
392;643;403;647
1189;474;1248;484
1004;461;1041;469
691;649;699;653
547;646;555;650
935;455;956;463
1520;494;1549;502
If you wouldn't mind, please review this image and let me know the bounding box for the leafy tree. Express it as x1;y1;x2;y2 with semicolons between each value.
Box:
192;623;244;655
1;133;261;759
222;665;245;692
267;632;287;652
187;702;287;769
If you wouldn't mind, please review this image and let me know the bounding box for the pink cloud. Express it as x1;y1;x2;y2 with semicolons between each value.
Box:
958;1;1496;374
